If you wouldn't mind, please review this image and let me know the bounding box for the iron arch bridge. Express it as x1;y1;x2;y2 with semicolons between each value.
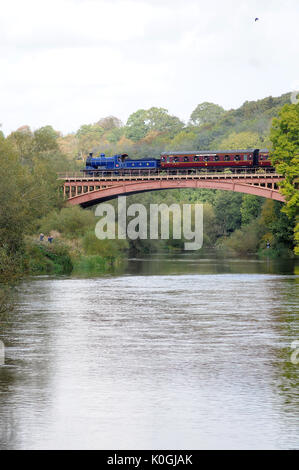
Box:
59;170;285;207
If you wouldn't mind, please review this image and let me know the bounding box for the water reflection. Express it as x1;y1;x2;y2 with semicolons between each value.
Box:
0;255;298;449
72;252;297;278
124;253;297;276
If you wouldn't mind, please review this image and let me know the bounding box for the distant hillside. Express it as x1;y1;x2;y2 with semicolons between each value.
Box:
191;93;291;151
10;92;292;164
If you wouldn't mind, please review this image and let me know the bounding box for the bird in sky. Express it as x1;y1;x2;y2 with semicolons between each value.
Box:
255;18;259;21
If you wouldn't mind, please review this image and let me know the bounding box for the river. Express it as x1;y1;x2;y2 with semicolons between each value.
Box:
0;254;298;449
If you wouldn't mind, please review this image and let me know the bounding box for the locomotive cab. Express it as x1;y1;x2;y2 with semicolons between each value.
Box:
118;153;128;163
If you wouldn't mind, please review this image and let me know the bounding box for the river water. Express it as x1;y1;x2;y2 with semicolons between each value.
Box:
0;254;298;449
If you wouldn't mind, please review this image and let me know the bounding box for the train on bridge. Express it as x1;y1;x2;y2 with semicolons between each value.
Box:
83;148;271;175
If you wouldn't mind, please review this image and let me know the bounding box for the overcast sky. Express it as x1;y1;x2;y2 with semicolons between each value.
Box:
0;0;298;135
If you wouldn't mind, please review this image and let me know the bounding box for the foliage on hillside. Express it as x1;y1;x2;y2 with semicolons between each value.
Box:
54;93;292;159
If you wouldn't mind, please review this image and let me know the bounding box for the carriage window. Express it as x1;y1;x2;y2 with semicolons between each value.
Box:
234;155;240;161
243;155;248;161
203;156;210;162
184;156;189;162
174;157;179;162
214;155;219;161
167;157;170;163
224;155;230;161
161;156;165;161
194;156;200;162
260;156;263;160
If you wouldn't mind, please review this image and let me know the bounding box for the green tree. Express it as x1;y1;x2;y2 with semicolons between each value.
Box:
96;116;123;130
258;199;295;254
146;107;184;136
270;102;299;218
125;107;184;141
7;126;34;164
269;204;295;251
214;191;243;235
82;230;128;258
76;123;105;157
0;132;65;281
38;206;95;239
190;102;225;126
270;101;299;253
295;222;299;255
33;125;60;154
220;220;260;255
219;131;262;149
240;195;262;225
125;109;148;141
106;127;125;144
170;129;197;150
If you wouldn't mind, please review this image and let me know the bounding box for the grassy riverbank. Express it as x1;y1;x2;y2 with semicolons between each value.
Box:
25;240;73;275
24;237;128;276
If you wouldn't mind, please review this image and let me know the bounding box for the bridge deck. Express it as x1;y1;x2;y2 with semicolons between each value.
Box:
59;169;286;205
59;169;283;183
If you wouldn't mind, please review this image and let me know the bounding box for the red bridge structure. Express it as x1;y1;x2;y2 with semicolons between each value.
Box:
58;169;286;207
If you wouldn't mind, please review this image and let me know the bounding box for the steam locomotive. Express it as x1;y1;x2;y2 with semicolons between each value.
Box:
83;148;271;175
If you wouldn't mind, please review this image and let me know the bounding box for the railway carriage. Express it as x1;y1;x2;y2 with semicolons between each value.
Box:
258;149;272;167
160;149;271;170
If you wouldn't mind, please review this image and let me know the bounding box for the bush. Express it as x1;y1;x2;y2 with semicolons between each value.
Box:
38;206;95;239
25;240;73;274
0;246;26;283
81;230;128;259
218;220;260;255
72;255;106;274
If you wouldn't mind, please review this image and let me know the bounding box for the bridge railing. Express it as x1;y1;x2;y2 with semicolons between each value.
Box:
58;168;280;181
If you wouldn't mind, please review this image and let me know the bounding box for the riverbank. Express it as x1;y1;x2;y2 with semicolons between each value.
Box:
24;243;299;277
23;239;124;276
24;237;297;278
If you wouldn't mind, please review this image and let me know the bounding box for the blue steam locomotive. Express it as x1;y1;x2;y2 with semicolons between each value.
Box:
84;152;160;175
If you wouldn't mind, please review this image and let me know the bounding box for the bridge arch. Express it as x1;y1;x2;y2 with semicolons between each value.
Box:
65;178;285;207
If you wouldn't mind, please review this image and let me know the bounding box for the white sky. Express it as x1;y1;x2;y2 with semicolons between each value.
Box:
0;0;298;135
